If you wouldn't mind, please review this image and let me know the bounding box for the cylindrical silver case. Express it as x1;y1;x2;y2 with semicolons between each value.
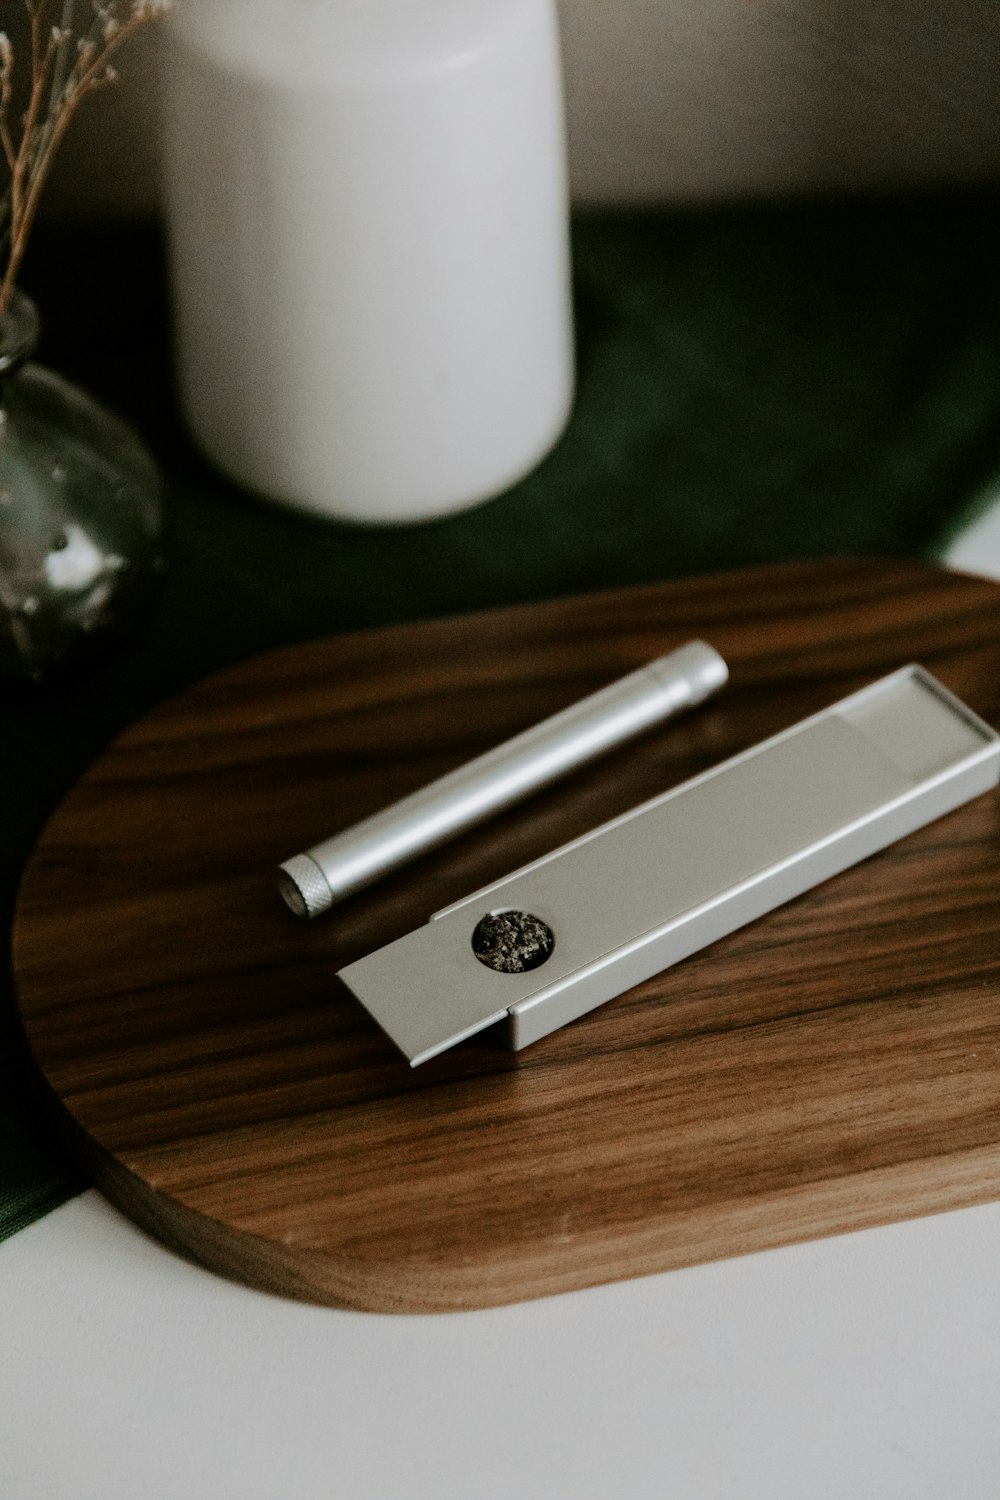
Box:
278;640;727;918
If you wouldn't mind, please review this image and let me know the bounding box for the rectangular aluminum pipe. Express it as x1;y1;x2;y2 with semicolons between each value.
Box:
339;666;1000;1065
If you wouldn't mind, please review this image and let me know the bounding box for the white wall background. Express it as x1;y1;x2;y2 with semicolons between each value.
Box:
30;0;1000;219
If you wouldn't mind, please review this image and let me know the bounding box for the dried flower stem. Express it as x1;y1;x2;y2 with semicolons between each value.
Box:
0;1;169;318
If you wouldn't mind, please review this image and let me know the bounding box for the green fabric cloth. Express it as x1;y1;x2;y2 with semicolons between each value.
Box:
4;193;1000;1243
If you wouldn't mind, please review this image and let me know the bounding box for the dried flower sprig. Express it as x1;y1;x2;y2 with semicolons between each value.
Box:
0;0;170;317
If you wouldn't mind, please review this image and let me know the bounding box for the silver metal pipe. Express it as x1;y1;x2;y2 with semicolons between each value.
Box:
339;665;1000;1065
277;640;728;919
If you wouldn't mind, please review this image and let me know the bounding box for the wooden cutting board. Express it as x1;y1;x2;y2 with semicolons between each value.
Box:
13;559;1000;1312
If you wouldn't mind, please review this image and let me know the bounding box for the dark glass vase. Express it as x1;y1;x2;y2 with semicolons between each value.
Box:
0;290;163;681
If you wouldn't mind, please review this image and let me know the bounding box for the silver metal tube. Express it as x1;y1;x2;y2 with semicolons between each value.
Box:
277;641;728;919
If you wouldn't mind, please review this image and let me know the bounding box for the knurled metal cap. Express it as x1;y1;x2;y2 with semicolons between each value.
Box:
277;854;333;919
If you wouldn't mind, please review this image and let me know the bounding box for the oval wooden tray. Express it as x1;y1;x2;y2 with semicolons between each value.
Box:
13;559;1000;1312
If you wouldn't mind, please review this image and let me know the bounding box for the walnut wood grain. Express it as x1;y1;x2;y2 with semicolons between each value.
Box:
13;559;1000;1312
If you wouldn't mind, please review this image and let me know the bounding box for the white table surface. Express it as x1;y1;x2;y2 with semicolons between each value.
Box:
4;1190;1000;1500
3;497;999;1500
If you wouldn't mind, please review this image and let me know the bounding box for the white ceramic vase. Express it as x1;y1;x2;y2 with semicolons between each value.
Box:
162;0;575;524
